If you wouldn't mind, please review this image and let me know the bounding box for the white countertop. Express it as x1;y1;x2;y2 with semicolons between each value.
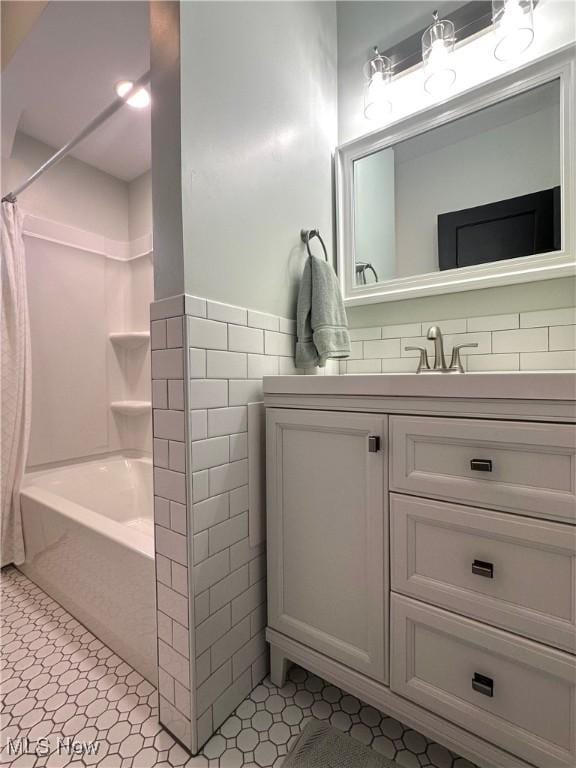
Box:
263;372;576;401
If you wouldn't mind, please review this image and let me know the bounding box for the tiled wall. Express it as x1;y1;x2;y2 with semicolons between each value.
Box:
151;295;574;753
150;293;336;753
342;307;576;373
187;297;295;749
150;296;193;748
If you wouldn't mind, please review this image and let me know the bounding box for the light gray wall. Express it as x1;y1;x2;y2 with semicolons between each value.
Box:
179;0;337;317
2;132;130;239
150;0;184;300
128;170;152;240
2;132;153;240
347;276;576;327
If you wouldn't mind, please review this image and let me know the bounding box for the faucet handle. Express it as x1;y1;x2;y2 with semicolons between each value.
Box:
405;346;430;373
450;343;478;372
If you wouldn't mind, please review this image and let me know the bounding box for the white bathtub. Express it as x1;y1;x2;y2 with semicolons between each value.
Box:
19;455;157;683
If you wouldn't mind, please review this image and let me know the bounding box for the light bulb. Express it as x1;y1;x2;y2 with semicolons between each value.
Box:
115;81;151;109
429;38;449;69
493;0;534;61
422;14;456;97
363;48;393;121
424;40;456;96
364;73;392;120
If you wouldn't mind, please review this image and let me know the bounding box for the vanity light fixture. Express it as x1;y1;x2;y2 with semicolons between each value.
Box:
422;11;457;96
115;80;151;109
364;47;393;121
492;0;535;61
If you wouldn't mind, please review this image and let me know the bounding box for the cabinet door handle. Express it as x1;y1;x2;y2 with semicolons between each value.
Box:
472;673;494;698
472;560;494;578
368;436;380;453
470;459;492;472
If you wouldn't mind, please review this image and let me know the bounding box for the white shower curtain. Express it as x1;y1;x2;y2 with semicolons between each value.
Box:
1;202;31;567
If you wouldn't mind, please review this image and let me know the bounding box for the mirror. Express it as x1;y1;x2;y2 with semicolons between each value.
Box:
353;80;560;286
336;49;575;306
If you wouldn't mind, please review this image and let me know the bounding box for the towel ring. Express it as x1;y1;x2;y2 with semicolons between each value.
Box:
301;229;328;262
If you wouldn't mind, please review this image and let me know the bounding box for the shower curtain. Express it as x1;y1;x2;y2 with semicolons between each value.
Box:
1;202;31;567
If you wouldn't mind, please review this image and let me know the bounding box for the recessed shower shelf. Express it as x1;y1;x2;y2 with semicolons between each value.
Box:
109;331;150;349
110;401;151;416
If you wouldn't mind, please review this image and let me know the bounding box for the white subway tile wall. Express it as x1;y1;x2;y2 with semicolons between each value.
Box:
340;309;576;373
186;297;295;749
150;303;192;750
151;295;339;753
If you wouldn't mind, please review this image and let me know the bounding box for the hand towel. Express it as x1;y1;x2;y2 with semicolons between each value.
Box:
295;255;351;369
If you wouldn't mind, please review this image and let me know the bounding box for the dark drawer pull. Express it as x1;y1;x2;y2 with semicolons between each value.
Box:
472;673;494;698
368;436;381;453
472;560;494;579
470;459;492;472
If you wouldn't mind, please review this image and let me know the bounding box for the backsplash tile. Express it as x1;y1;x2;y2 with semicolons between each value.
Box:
342;307;576;373
466;313;519;332
520;307;576;328
492;327;548;354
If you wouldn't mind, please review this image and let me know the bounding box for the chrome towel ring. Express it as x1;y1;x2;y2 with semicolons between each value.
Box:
301;229;328;262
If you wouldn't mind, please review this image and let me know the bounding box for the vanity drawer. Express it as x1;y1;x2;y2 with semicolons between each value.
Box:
390;494;576;652
390;416;576;522
391;595;576;768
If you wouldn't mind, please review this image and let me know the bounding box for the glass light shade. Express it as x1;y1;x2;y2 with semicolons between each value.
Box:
492;0;534;61
422;15;456;96
364;49;392;120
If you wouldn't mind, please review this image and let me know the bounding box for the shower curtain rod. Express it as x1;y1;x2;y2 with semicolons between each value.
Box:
2;71;151;204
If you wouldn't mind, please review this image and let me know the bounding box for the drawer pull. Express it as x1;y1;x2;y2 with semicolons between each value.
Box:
472;672;494;698
472;559;494;579
470;459;492;472
368;436;381;453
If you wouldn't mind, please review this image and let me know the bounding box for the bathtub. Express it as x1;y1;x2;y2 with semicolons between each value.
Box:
19;455;157;683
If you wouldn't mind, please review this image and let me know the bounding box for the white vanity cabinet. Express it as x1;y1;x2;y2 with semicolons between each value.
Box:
266;408;388;682
264;374;576;768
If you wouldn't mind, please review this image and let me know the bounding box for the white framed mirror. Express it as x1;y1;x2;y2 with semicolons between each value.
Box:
336;47;575;306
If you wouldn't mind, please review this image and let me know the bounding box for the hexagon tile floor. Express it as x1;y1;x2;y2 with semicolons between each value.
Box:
1;567;476;768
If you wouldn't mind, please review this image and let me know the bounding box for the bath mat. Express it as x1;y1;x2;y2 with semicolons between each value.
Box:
283;719;397;768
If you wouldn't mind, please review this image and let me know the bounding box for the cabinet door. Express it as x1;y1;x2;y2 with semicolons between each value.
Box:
266;408;388;682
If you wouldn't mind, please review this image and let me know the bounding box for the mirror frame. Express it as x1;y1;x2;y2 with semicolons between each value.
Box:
336;46;575;306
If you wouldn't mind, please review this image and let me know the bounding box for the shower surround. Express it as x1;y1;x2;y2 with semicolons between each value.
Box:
150;293;338;752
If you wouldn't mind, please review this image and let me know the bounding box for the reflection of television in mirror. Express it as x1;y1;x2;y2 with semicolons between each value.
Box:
438;186;561;270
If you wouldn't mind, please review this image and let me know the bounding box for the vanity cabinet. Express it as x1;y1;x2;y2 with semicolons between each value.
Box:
264;374;576;768
266;408;388;682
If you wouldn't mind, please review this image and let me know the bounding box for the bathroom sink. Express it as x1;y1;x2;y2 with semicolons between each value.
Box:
263;371;575;401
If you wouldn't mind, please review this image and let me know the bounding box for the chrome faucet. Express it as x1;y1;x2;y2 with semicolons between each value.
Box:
427;325;447;371
405;325;478;373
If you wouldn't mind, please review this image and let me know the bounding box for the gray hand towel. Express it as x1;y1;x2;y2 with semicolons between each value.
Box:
295;255;351;369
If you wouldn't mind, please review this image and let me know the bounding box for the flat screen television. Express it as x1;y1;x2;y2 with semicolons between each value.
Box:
437;186;561;271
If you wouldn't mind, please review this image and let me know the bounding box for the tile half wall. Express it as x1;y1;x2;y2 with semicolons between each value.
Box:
150;294;338;753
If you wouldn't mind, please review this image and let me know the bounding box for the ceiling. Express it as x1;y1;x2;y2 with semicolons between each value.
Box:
2;0;151;181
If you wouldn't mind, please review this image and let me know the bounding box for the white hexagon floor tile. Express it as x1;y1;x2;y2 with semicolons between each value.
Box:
1;567;477;768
